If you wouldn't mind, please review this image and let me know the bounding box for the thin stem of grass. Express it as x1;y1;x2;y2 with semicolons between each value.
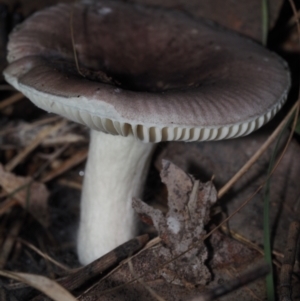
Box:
70;5;84;77
263;114;293;301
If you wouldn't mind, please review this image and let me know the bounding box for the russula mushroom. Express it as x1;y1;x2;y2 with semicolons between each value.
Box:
3;0;290;264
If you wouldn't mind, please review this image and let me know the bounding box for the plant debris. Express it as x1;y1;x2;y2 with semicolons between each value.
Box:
0;1;299;300
133;160;217;286
78;162;264;301
0;270;77;301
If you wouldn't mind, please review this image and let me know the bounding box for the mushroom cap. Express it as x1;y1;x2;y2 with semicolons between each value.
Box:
4;0;290;142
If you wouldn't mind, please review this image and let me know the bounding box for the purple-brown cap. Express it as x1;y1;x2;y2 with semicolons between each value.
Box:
3;0;290;142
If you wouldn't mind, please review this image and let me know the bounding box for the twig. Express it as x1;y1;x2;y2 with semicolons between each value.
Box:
287;10;300;27
60;234;148;290
190;264;270;301
37;236;56;279
41;148;88;183
0;93;24;110
0;270;77;301
279;221;300;301
32;144;70;180
58;179;82;190
5;121;66;172
0;219;23;268
0;116;61;136
31;235;149;301
18;238;71;272
220;226;283;269
42;133;86;146
10;240;22;265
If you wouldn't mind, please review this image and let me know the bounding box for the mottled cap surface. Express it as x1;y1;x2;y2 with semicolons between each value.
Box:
4;0;290;142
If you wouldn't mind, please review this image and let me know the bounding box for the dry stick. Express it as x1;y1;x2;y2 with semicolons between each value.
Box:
59;234;148;291
58;179;82;190
0;219;23;268
5;121;66;172
10;240;22;265
80;236;162;297
0;93;24;111
42;133;86;146
37;236;56;280
31;235;149;301
279;221;300;301
190;264;270;301
218;101;298;199
220;226;283;269
0;270;77;301
81;238;162;298
41;148;88;183
287;9;300;27
27;116;62;129
18;238;71;272
29;144;71;185
222;223;289;261
0;115;61;136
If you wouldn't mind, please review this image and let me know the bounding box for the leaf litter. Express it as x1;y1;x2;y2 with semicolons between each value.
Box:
0;0;299;300
133;160;217;287
0;164;49;227
77;161;264;301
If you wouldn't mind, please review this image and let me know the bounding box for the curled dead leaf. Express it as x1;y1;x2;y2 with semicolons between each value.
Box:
133;160;217;286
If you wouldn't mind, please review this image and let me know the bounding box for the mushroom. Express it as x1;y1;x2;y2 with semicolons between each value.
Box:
3;0;290;264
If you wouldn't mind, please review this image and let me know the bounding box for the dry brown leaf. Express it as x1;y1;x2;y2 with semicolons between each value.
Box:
0;270;77;301
133;160;217;286
0;164;49;227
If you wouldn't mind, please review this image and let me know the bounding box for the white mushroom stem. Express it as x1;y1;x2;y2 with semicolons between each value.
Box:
77;130;155;264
